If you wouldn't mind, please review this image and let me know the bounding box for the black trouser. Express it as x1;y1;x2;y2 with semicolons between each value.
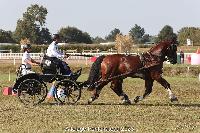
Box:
50;57;72;75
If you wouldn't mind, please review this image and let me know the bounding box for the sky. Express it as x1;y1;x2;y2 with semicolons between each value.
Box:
0;0;200;38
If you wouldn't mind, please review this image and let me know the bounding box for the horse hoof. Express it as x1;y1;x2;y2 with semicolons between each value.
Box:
134;96;140;103
87;100;92;104
170;97;178;102
122;99;131;105
87;97;94;104
87;101;92;105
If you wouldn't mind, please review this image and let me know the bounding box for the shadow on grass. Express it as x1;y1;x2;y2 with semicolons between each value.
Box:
132;103;200;107
39;102;200;108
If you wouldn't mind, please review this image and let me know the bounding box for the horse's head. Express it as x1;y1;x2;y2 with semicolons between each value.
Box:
165;42;177;64
149;40;177;64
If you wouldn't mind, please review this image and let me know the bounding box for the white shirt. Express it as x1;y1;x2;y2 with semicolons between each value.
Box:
46;41;64;58
22;51;32;69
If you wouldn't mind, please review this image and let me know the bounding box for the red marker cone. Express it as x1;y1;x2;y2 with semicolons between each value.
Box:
3;87;12;95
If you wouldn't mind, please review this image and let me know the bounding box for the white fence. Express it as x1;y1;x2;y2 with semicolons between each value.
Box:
0;52;193;62
0;52;118;60
0;53;42;60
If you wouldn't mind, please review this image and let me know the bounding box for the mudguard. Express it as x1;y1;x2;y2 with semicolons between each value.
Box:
12;73;40;93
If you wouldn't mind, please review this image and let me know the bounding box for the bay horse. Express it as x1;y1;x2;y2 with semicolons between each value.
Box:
85;40;178;104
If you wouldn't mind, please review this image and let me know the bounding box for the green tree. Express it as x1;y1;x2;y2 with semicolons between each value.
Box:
0;29;15;43
129;24;146;44
105;28;121;42
81;32;93;44
92;36;106;44
58;26;92;44
23;4;48;26
38;28;52;44
13;4;50;44
149;35;157;43
156;25;177;43
178;27;200;45
141;34;150;43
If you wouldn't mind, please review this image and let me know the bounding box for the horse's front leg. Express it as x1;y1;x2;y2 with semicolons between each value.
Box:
87;81;109;104
134;78;154;103
155;77;178;102
88;88;100;104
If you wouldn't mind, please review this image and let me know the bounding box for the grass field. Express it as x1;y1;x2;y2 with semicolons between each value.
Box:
0;66;200;132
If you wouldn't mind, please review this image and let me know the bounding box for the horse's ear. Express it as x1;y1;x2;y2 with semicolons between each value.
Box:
171;38;179;45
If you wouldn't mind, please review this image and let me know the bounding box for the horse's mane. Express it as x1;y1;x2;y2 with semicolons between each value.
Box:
148;40;173;56
139;40;172;68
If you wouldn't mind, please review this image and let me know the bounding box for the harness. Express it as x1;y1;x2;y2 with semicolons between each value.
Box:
139;52;162;68
97;53;163;84
91;42;177;88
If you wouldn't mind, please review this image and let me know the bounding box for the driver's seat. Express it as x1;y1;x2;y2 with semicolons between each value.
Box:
41;55;60;75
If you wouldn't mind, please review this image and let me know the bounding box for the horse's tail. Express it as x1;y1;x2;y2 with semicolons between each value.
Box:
84;55;105;89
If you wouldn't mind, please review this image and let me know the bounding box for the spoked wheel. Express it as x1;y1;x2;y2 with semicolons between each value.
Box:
18;79;47;106
55;79;81;105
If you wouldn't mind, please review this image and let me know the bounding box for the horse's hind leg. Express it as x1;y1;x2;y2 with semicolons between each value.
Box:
155;77;178;102
110;79;131;104
134;78;154;103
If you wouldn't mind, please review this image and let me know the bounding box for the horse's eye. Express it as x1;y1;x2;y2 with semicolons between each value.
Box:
171;44;177;51
174;45;177;51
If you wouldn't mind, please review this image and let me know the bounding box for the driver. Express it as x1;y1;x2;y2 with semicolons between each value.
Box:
21;44;40;75
46;34;81;79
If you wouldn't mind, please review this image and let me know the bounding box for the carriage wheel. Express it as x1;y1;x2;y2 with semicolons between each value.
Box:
17;79;47;106
55;79;81;105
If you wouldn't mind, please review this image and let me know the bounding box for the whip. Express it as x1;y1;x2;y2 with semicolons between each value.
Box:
67;54;94;57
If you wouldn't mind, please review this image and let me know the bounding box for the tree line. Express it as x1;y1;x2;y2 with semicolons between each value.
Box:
0;4;200;45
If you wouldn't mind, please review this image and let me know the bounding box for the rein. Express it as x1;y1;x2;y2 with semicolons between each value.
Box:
93;67;145;85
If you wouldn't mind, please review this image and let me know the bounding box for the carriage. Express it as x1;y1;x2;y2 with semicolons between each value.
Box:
13;55;83;106
12;40;178;106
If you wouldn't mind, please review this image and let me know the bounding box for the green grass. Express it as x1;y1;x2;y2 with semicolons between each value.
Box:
0;71;200;133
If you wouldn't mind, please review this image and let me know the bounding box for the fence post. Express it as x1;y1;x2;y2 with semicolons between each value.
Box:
187;66;190;76
8;69;11;81
85;57;88;66
13;58;16;65
199;73;200;82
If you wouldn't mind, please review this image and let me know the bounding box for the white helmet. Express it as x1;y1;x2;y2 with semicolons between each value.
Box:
21;44;31;49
